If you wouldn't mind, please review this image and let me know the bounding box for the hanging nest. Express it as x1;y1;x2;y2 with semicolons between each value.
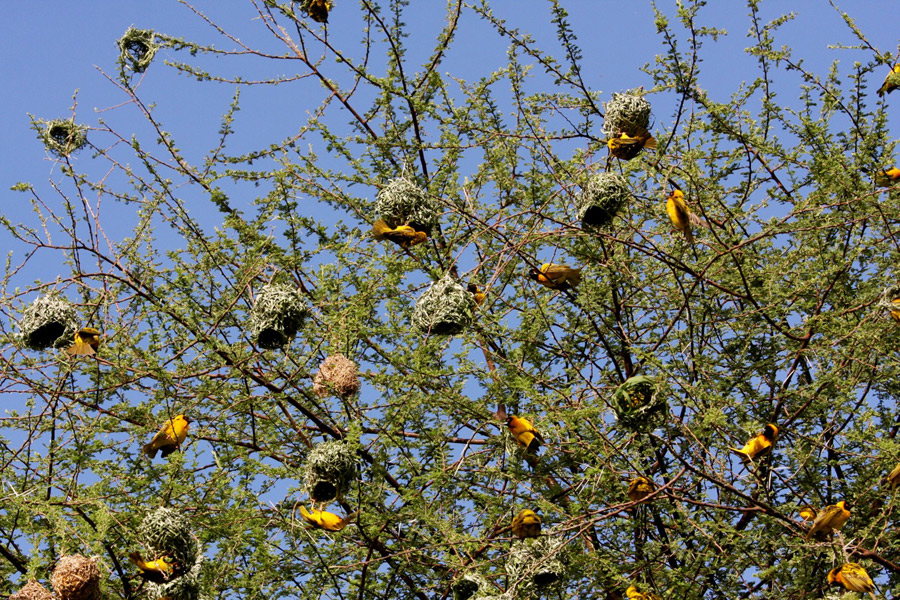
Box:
312;354;360;398
19;292;79;351
602;90;652;137
38;118;88;157
452;572;489;600
612;375;667;432
10;579;55;600
411;275;476;336
148;553;203;600
505;534;568;597
374;177;440;234
579;172;631;229
117;26;159;74
51;554;101;600
138;508;200;573
304;440;359;503
878;284;900;322
249;284;309;350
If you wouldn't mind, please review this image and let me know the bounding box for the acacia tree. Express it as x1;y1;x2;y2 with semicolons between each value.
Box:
2;1;900;599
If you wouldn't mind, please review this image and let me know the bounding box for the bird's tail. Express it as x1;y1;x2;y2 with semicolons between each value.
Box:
372;219;391;240
338;511;359;529
643;135;657;150
142;443;158;459
728;447;750;462
67;342;95;356
875;171;895;187
128;551;146;569
567;268;582;287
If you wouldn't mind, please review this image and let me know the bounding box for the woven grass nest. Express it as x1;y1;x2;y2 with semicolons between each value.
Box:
51;554;101;600
452;572;490;600
505;533;568;596
249;283;309;350
612;375;666;432
312;354;360;399
304;440;358;503
602;90;652;138
19;292;79;350
411;275;476;336
579;172;631;229
374;177;440;234
38;119;88;157
118;26;158;73
10;579;55;600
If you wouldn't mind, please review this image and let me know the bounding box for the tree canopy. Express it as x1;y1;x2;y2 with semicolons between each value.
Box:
2;1;900;599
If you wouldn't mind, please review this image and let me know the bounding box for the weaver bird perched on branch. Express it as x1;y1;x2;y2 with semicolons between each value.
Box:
887;462;900;490
528;263;581;291
625;585;662;600
627;476;655;503
875;167;900;187
67;327;101;355
827;563;878;600
806;500;850;539
511;509;541;539
299;506;357;531
730;423;778;463
467;283;486;306
607;128;656;161
506;415;543;454
372;219;428;248
303;0;332;23
129;551;177;583
666;189;708;244
877;64;900;97
142;414;191;459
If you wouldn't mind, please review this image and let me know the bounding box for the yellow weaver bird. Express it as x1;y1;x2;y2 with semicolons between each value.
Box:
666;189;707;244
827;563;878;600
129;551;177;583
506;415;543;453
528;263;582;290
798;505;817;521
625;585;662;600
67;327;101;356
511;509;541;539
806;500;850;539
607;128;657;161
142;414;191;459
730;423;778;463
627;476;655;503
875;167;900;187
888;298;900;323
304;0;332;23
467;283;486;306
877;64;900;97
299;506;357;531
887;462;900;490
372;219;428;248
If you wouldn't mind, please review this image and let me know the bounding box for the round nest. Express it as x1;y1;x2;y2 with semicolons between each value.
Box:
117;26;159;74
579;172;631;229
612;375;667;432
249;284;309;350
39;119;88;157
452;572;489;600
312;354;360;398
304;440;359;503
878;284;900;321
19;292;79;350
602;90;652;137
10;579;55;600
374;177;440;234
505;534;567;596
148;553;203;600
51;554;101;600
138;507;200;571
411;275;476;336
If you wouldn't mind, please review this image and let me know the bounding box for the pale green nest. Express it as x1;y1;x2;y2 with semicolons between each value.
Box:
39;119;88;157
249;284;309;350
51;555;101;600
138;508;200;572
10;580;54;600
602;90;652;137
452;572;489;600
118;26;159;73
304;440;358;503
374;177;440;233
505;534;568;597
411;275;476;336
147;554;203;600
312;354;360;399
612;375;667;432
579;172;630;229
19;292;78;350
